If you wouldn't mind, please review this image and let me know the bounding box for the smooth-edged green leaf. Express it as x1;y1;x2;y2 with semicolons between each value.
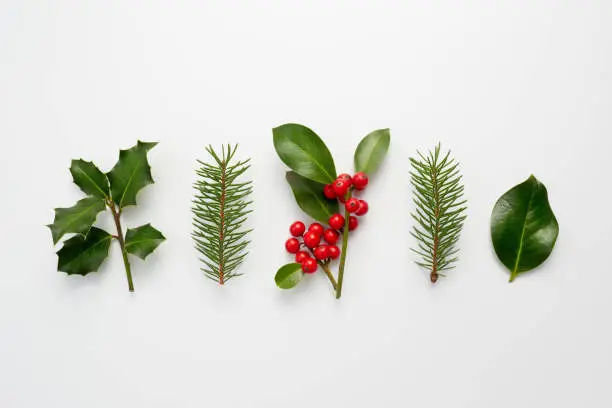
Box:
125;223;165;260
107;141;158;209
273;123;337;184
286;171;339;224
491;175;559;282
275;263;304;289
57;227;112;275
354;128;390;175
48;196;106;244
70;159;110;199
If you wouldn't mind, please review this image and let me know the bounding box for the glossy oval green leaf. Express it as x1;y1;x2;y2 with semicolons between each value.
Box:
125;223;166;260
70;159;110;199
273;123;337;184
48;196;106;245
57;227;112;275
491;175;559;282
107;141;158;209
286;171;339;224
354;129;390;175
275;263;304;289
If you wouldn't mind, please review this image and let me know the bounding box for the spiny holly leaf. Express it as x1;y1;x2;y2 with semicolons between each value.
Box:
57;227;112;275
491;175;559;282
286;171;338;224
107;141;158;209
48;196;106;245
275;263;304;289
125;223;166;260
70;159;110;199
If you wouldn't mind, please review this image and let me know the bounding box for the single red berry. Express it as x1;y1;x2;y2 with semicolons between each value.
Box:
301;257;318;274
345;197;360;213
313;245;330;260
337;173;353;185
289;221;306;237
303;231;321;248
353;172;369;190
308;222;324;236
348;216;358;231
323;184;336;199
355;200;369;216
328;245;340;260
328;213;345;230
295;251;309;263
323;228;339;245
337;194;346;203
332;179;350;197
285;238;300;254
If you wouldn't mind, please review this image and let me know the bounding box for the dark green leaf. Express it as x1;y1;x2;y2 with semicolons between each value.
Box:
125;223;165;260
107;141;158;209
491;175;559;282
57;227;112;275
354;129;390;175
286;171;339;224
275;263;304;289
70;159;110;199
273;123;337;184
48;196;106;245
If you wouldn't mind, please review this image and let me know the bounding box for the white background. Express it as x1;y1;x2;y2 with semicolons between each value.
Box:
1;1;611;407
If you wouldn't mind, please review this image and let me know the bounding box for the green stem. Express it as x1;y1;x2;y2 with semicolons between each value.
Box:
335;192;352;299
110;203;134;292
319;262;338;291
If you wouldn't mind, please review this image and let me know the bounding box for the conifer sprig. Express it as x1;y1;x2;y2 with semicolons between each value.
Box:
410;144;467;283
192;144;253;285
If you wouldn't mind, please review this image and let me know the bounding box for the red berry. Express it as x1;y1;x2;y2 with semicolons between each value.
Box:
355;200;369;216
353;172;369;190
345;197;360;213
303;231;321;248
337;194;346;203
323;184;336;199
348;216;358;231
285;238;300;254
332;179;350;197
289;221;306;237
328;245;340;260
323;228;339;245
301;258;318;273
328;213;345;230
295;251;309;263
337;173;353;185
313;245;329;260
308;222;324;236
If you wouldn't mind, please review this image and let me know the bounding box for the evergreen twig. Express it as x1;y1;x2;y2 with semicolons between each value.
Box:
410;143;467;283
192;144;253;284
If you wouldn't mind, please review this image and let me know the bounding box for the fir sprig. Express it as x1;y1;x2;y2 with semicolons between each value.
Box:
192;145;253;285
410;144;467;283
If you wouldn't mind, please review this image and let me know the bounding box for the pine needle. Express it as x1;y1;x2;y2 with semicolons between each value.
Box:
410;143;467;283
192;144;253;284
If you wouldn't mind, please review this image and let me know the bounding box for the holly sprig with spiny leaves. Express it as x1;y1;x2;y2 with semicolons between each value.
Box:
48;141;165;292
410;143;467;283
192;144;253;285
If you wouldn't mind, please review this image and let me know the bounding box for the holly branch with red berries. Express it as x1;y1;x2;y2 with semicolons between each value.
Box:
273;124;390;299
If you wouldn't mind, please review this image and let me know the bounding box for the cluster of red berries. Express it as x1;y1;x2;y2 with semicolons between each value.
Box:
285;221;341;273
284;172;370;274
323;171;369;223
